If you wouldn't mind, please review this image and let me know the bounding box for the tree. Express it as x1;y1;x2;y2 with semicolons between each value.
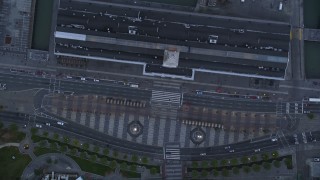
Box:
261;153;269;161
110;160;117;169
192;161;198;168
39;140;47;147
201;161;209;168
43;131;48;137
232;167;239;174
272;151;279;158
253;164;261;172
123;154;128;159
63;136;70;144
243;166;251;173
103;148;109;156
113;151;118;158
100;157;108;164
51;143;58;150
241;156;249;164
70;148;77;155
285;157;292;169
73;139;79;147
150;167;157;175
142;156;148;164
34;168;42;176
93;145;100;153
9;123;18;132
307;113;315;119
80;151;87;159
83;143;89;150
120;162;127;170
263;162;271;170
0;121;3;129
191;170;198;179
53;133;59;140
90;154;97;162
201;170;208;177
131;154;138;162
273;160;281;168
251;155;257;162
30;127;38;135
220;159;228;166
212;169;219;176
211;160;218;167
130;164;137;171
230;158;238;166
46;158;52;164
60;145;67;152
222;168;229;177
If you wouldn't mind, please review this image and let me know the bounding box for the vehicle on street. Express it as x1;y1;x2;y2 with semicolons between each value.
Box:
254;149;260;152
314;158;320;162
35;124;42;128
229;149;235;153
224;146;231;149
57;121;64;125
200;153;206;156
271;138;278;142
46;123;50;126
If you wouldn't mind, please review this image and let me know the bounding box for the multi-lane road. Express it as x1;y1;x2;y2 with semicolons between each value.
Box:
1;110;319;161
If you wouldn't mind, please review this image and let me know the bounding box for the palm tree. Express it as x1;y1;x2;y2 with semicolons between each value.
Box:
232;167;239;174
253;164;261;172
222;168;229;177
201;161;209;168
243;166;250;173
211;160;218;167
263;162;271;170
103;148;109;156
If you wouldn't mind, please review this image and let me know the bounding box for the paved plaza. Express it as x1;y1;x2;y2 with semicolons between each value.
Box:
41;92;283;148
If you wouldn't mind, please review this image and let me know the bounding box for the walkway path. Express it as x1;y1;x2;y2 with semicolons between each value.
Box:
0;142;20;149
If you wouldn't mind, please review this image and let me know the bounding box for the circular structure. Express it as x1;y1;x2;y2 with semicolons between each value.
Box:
190;127;206;144
127;120;143;137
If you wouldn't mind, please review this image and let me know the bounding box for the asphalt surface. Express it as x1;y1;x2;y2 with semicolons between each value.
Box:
54;0;290;78
183;93;277;113
2;110;320;161
0;72;151;101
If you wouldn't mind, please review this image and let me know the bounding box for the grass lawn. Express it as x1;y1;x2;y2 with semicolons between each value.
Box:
0;129;25;143
0;147;31;179
141;0;197;7
33;147;59;156
120;170;141;178
68;155;113;176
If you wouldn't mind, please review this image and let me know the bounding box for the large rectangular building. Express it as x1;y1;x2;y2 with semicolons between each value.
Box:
54;0;291;80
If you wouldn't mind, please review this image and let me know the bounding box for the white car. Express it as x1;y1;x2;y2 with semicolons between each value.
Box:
94;79;99;82
46;123;50;126
314;158;320;162
224;146;231;149
271;138;278;142
200;153;206;156
35;124;42;128
57;121;64;126
254;149;260;152
229;149;235;153
80;77;86;81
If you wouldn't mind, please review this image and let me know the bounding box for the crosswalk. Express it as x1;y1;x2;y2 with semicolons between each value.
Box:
151;90;181;105
164;143;181;160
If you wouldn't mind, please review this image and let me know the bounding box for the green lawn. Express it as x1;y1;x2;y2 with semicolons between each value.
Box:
0;147;32;179
68;155;113;176
141;0;197;7
33;147;59;156
0;129;25;143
